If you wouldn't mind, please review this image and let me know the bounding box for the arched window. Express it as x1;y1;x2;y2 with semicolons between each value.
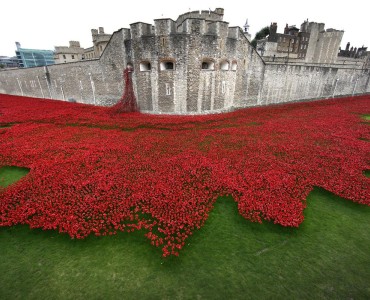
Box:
201;59;215;70
231;61;237;71
220;60;229;71
140;61;151;71
160;60;175;71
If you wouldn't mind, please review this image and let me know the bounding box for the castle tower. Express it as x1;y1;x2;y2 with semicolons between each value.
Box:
243;19;251;41
243;19;250;33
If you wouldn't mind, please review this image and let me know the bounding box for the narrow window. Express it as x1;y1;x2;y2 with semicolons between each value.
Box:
72;55;75;59
231;61;237;71
201;60;215;70
140;61;151;71
160;60;175;71
63;55;66;59
161;37;166;47
165;83;171;95
220;60;229;71
221;81;226;94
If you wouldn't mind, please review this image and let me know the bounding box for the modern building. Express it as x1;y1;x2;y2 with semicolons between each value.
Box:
0;56;19;68
15;42;54;68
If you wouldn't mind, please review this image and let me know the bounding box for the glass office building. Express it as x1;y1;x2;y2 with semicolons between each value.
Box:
0;56;19;68
15;42;55;68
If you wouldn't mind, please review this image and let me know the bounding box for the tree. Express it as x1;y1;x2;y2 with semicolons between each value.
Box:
0;64;5;69
251;26;270;48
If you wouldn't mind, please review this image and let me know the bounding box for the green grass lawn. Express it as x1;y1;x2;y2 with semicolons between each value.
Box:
0;166;30;188
1;185;369;299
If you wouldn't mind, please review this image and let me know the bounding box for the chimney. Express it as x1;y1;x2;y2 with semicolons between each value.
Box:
284;23;289;34
99;27;104;34
15;42;21;50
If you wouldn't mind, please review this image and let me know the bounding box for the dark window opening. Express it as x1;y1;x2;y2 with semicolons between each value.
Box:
165;62;173;69
202;60;215;70
140;61;151;71
160;61;175;71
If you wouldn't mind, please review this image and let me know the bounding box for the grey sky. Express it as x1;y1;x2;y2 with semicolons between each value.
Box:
1;0;368;57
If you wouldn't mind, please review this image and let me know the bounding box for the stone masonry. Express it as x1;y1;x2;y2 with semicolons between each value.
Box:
0;8;369;114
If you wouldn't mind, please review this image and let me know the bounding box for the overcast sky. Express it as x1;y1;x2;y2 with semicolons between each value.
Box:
1;0;368;57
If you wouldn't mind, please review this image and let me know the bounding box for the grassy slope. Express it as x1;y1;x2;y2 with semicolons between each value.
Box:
0;166;29;188
0;113;369;299
1;188;369;300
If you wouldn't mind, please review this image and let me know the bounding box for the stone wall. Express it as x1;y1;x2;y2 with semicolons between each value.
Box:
0;29;129;106
259;63;370;106
0;10;369;115
304;22;344;64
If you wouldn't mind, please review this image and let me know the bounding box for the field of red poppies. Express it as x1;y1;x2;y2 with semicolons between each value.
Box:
0;94;369;256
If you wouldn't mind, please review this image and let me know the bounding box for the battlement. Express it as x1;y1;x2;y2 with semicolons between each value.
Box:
130;18;232;39
175;8;224;29
154;19;176;35
4;8;366;116
69;41;81;48
130;22;154;38
54;41;84;54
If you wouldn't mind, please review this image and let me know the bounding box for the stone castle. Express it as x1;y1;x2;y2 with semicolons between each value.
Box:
0;8;369;114
54;27;112;64
257;20;344;64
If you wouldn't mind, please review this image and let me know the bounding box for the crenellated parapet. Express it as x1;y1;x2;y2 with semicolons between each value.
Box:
175;8;224;30
122;10;256;114
1;8;367;115
130;22;154;39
